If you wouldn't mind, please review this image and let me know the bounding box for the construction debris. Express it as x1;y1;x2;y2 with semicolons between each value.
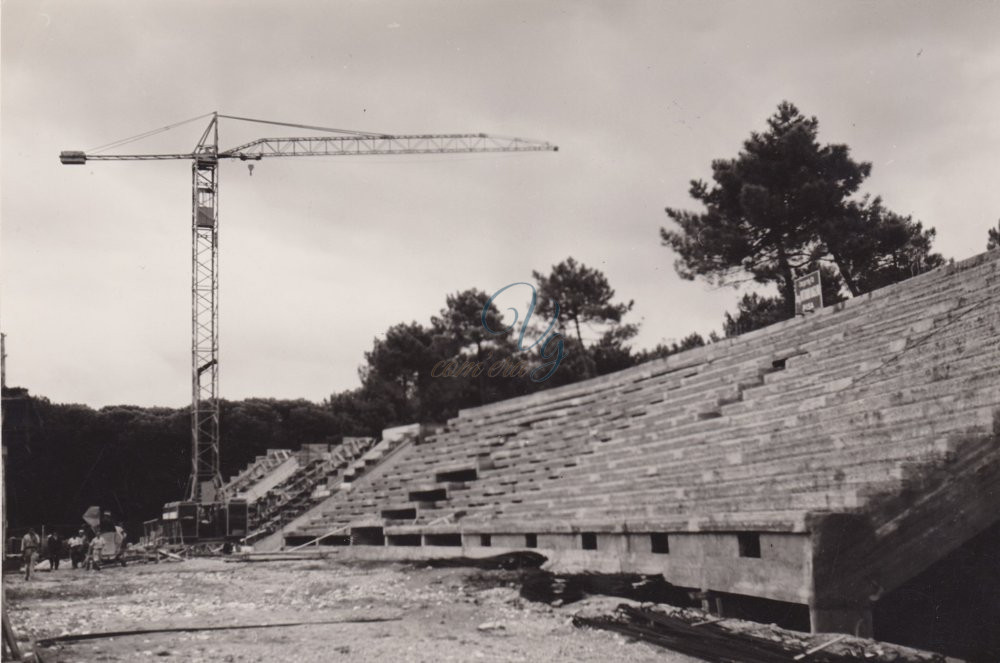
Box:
2;612;23;661
36;616;402;647
794;634;850;660
224;551;336;563
420;551;547;571
520;570;695;608
6;556;672;663
573;604;948;663
156;548;186;562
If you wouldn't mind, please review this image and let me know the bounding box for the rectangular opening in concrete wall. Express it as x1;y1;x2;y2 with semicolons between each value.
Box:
386;534;421;547
738;532;761;558
282;535;315;548
424;533;462;547
772;358;787;370
351;527;385;546
381;507;417;520
480;534;492;547
525;533;537;548
650;533;670;554
408;488;447;502
318;534;351;546
435;468;478;483
581;532;597;550
711;590;810;632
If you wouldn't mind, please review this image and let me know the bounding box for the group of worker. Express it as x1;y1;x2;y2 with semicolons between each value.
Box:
19;527;111;580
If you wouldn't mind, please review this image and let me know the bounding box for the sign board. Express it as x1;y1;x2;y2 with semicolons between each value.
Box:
794;270;823;315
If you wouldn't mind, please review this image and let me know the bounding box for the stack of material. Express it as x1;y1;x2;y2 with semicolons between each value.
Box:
574;605;943;663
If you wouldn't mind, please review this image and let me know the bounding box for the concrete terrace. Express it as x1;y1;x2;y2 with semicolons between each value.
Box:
265;250;996;638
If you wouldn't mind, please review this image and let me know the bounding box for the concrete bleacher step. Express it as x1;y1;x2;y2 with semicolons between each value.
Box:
549;414;983;503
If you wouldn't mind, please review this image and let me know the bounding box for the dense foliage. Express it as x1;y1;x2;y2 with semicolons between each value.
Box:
1;389;346;537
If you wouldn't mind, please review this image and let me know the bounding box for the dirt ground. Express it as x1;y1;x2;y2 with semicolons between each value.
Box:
4;556;702;663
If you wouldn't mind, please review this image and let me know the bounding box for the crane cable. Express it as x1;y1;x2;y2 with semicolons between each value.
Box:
87;112;217;154
87;112;387;155
217;114;386;138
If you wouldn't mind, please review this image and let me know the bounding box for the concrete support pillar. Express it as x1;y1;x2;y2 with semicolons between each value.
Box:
810;605;872;638
808;513;878;639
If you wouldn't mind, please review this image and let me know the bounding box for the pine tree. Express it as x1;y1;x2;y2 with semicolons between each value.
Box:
532;257;636;378
662;102;942;315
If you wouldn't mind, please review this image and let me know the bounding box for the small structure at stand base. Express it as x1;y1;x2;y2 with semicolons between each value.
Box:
158;500;247;544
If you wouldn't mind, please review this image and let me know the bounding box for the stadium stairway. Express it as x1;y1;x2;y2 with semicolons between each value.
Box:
250;425;427;550
222;449;298;502
238;437;376;545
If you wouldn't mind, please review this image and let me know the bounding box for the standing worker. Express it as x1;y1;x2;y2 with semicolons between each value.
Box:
21;528;40;580
88;534;105;571
46;532;63;571
113;525;128;567
69;530;86;569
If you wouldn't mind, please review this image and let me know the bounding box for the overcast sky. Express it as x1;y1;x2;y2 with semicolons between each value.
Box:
2;0;998;408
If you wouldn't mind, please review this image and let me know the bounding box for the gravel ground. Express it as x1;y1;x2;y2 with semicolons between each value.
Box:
4;557;702;663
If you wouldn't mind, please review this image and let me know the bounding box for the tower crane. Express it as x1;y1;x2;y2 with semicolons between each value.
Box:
61;112;556;535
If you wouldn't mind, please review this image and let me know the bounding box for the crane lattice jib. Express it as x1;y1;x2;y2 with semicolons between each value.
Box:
222;134;557;159
59;113;557;506
60;134;556;164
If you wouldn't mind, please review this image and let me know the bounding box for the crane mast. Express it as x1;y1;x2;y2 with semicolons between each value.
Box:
60;112;556;516
191;116;222;503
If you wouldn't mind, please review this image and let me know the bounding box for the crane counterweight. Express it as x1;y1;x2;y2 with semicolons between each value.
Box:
60;151;87;164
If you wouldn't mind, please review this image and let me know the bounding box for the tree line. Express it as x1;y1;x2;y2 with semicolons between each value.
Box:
1;389;348;537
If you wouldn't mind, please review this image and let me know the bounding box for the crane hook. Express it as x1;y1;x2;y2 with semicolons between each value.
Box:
247;164;254;177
